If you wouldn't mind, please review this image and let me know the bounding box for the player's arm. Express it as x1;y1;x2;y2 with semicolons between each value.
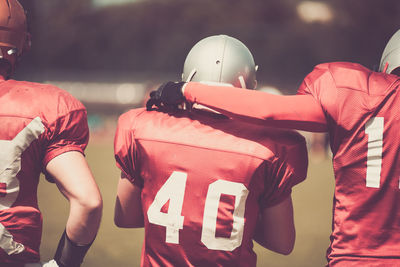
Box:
113;112;144;228
114;172;144;228
184;82;327;132
46;151;103;267
253;195;295;255
147;81;327;132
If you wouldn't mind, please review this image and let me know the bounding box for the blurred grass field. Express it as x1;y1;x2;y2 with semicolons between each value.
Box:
37;134;335;267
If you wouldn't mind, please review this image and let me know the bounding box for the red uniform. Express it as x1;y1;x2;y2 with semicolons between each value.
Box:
0;77;89;265
184;62;400;266
114;108;307;267
298;62;400;266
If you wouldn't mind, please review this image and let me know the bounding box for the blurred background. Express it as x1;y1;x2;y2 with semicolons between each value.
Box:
17;0;400;109
14;0;400;266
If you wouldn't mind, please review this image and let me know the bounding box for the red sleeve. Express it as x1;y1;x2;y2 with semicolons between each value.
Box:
42;109;89;169
297;64;333;97
184;82;327;132
114;112;143;188
41;108;89;182
261;132;308;208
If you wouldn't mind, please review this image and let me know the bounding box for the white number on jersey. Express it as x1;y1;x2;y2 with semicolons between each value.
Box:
147;171;186;244
0;117;44;255
365;117;384;188
201;180;248;251
147;171;249;251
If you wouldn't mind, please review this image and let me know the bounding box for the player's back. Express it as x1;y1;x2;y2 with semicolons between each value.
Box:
300;62;400;265
116;107;307;267
0;79;87;264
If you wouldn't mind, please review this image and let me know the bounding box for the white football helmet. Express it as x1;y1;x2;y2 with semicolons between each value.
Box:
379;29;400;74
182;35;257;89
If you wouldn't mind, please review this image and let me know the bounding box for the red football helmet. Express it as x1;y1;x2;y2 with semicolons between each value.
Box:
0;0;30;59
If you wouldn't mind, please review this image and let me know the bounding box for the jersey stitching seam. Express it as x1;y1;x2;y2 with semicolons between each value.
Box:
135;136;276;163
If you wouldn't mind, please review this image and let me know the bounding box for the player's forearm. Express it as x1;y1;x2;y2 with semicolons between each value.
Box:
51;199;102;267
66;198;102;244
184;82;328;132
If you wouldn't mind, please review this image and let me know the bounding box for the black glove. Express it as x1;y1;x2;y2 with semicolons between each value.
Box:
146;81;186;111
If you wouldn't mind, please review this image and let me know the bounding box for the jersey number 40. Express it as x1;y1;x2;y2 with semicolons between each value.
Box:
147;171;249;251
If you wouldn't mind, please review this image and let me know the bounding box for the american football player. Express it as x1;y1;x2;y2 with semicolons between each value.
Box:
0;1;102;266
115;35;308;266
149;29;400;266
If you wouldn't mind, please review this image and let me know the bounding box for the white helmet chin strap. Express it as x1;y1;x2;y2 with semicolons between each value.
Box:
186;69;197;82
238;75;246;89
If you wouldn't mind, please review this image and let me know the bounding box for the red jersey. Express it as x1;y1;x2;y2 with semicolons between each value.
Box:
114;107;307;267
183;62;400;265
298;62;400;266
0;77;89;265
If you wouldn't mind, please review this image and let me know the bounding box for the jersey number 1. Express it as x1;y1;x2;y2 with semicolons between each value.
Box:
147;171;249;251
365;117;384;188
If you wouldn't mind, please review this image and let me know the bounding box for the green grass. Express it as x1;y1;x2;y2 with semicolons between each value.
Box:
38;140;335;267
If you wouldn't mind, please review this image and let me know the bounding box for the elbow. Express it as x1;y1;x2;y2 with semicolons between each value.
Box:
74;193;103;218
256;239;294;255
114;204;144;228
272;233;295;255
114;217;125;228
114;218;128;228
114;216;144;228
114;216;127;228
85;198;103;225
114;194;144;228
87;194;103;214
92;199;103;218
276;243;294;255
255;230;295;255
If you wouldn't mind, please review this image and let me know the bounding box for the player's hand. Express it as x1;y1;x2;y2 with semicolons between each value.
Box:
146;81;186;111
